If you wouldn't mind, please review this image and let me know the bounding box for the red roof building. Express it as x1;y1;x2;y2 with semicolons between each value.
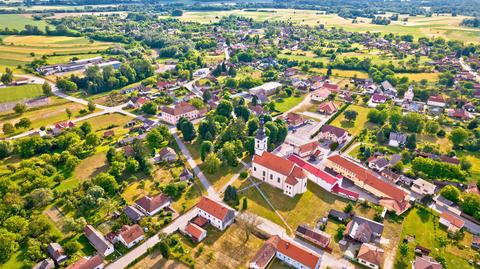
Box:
184;223;207;242
117;224;145;248
325;155;410;215
66;255;104;269
135;193;171;216
317;101;338;114
196;196;235;231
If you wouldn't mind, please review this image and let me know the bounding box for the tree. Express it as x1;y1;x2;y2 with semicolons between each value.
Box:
28;188;53;208
15;117;31;129
242;197;248;210
42;82;52;96
204;152;221;174
87;101;96;112
401;112;424;133
247;118;259;136
461;193;480;219
236;212;262;242
1;68;13;85
216;100;233;118
0;228;19;263
64;241;81;256
4;216;29;235
80;122;92;134
460;158;472;171
65;108;72;119
200;140;213;161
2;123;15;135
85;133;100;147
440;185;461;203
141;102;157;115
0;141;12;159
171;9;183;16
56;79;77;92
126;157;139;173
93;173;119;195
13;103;27;114
177;118;196;142
219;141;239;167
336;224;346;240
406;134;417;150
343;203;353;213
449;127;469;147
158;241;170;258
399;243;409;261
147;128;164;149
344;110;358;122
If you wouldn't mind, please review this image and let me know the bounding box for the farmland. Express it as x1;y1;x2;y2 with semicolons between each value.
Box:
0;14;49;30
0;35;112;73
162;10;480;42
0;84;43;103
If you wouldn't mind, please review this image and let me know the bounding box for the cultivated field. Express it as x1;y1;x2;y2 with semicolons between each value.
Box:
0;84;43;103
0;35;112;73
162;10;480;42
0;14;49;30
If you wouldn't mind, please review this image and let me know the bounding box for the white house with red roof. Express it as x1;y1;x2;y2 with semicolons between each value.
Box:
195;196;235;231
427;95;447;107
311;88;332;102
159;102;206;125
249;235;321;269
117;224;145;249
325;155;410;215
318;125;349;144
135;193;171;216
439;211;464;232
183;222;207;242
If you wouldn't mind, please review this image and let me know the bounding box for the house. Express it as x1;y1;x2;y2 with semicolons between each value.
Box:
54;120;75;130
249;82;282;96
295;224;331;250
368;157;389;171
195;196;235;231
282;112;308;128
33;258;55;269
103;130;115;138
252;151;308;197
439;211;464;232
135;193;171;216
179;167;194;181
463;102;476;112
381;80;396;97
472;235;480;249
123;205;144;223
322;82;340;92
317;101;338;114
388;132;406;148
249;104;266;116
381;169;402;183
328;209;351;223
84;225;114;257
153;147;177;163
447;108;472;120
47;242;67;264
117;224;145;248
311;88;332;102
160;102;202;125
293;141;321;158
318;125;349;144
285;68;298;77
183;222;207;242
427;95;446;107
249;235;321;269
413;256;442;269
371;94;387;104
156;80;175;90
66;255;104;269
325;155;411;215
411;178;436;197
344;215;384;243
357;243;384;269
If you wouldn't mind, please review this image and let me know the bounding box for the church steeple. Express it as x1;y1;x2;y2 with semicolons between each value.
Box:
255;118;268;156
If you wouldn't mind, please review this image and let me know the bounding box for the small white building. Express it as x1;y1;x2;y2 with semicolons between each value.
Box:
249;81;282;96
357;243;384;269
117;225;145;249
410;178;436;196
160;102;205;125
427;95;446;107
195;196;235;231
318;125;349;144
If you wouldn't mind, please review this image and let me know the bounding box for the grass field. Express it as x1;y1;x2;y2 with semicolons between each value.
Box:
0;14;49;30
77;112;132;137
395;207;476;269
0;84;43;103
0;35;112;73
273;95;304;113
162;10;480;42
0;96;86;136
331;104;371;136
455;151;480;183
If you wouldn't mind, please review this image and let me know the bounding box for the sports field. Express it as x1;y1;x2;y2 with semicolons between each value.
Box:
0;84;43;103
0;35;112;73
162;9;480;42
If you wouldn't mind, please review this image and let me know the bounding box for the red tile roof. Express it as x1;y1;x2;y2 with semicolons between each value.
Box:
274;236;321;269
135;193;170;214
192;215;209;227
297;141;320;154
118;224;144;245
327;155;409;214
322;82;339;92
357;243;384;267
250;236;279;269
185;223;206;241
253;151;296;177
428;95;446;103
440;211;464;229
320;124;348;139
161;102;197;116
66;255;103;269
318;101;337;113
288;155;339;185
197;196;234;222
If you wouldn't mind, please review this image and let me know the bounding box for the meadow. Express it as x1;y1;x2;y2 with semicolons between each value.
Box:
0;14;49;30
0;35;112;73
162;9;480;42
0;84;43;103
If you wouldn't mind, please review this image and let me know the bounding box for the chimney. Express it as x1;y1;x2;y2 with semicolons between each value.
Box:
285;242;289;249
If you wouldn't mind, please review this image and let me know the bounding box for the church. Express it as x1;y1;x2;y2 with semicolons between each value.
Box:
251;120;308;197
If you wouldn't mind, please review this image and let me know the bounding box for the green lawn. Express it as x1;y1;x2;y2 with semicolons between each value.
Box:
395;207;477;269
330;105;371;136
455;151;480;183
273;95;304;113
0;84;44;103
0;14;49;30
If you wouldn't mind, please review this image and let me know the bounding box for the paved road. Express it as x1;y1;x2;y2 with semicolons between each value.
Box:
168;126;220;200
106;209;198;269
459;58;480;82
